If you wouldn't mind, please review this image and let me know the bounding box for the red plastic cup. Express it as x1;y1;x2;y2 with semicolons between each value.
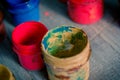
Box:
67;0;103;24
12;45;41;55
12;21;48;70
16;50;44;70
12;21;48;46
12;43;41;55
12;43;44;70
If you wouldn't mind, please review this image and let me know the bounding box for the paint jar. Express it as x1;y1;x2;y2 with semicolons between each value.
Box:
12;21;48;70
0;11;6;42
8;0;40;26
67;0;103;24
12;43;41;55
5;0;28;6
15;50;44;70
42;26;91;80
0;64;15;80
12;44;44;70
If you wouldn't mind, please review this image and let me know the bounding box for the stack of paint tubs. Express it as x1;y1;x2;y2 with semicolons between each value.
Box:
67;0;104;24
0;10;6;42
12;21;48;70
5;0;40;26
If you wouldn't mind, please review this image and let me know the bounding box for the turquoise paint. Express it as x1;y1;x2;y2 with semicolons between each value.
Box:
52;26;72;33
42;26;72;50
77;77;84;80
42;26;87;58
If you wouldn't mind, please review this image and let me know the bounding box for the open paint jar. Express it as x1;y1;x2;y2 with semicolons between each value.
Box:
0;64;15;80
42;26;91;80
12;21;48;70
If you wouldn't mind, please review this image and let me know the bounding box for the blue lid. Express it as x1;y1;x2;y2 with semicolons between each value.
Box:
8;0;40;14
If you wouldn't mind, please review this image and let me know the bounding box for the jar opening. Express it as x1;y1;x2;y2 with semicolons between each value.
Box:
42;26;88;58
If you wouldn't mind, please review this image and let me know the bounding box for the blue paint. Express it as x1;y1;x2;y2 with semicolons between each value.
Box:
5;0;28;6
42;26;79;56
42;26;68;50
42;32;51;49
52;26;72;33
8;0;40;25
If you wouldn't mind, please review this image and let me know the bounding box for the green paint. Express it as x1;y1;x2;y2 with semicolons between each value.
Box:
44;26;87;58
78;69;86;80
77;77;84;80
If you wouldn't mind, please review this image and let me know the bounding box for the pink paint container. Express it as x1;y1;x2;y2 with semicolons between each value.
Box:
0;11;6;42
67;0;103;24
12;21;48;70
12;43;40;55
18;53;44;71
14;48;44;70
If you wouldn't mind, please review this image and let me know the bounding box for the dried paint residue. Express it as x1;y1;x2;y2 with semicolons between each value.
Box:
42;26;87;58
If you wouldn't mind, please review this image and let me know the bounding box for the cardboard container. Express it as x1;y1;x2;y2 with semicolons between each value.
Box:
42;26;91;80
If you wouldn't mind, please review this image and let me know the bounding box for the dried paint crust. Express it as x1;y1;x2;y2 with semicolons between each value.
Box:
42;26;87;58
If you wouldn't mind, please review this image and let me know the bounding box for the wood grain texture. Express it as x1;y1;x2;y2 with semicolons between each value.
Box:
0;0;120;80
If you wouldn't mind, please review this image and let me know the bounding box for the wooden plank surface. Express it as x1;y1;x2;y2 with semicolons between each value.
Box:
0;0;120;80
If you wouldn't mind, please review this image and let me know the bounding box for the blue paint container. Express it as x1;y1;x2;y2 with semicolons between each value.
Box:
8;0;40;26
5;0;28;6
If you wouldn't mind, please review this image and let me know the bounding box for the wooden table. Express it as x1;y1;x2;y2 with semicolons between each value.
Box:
0;0;120;80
